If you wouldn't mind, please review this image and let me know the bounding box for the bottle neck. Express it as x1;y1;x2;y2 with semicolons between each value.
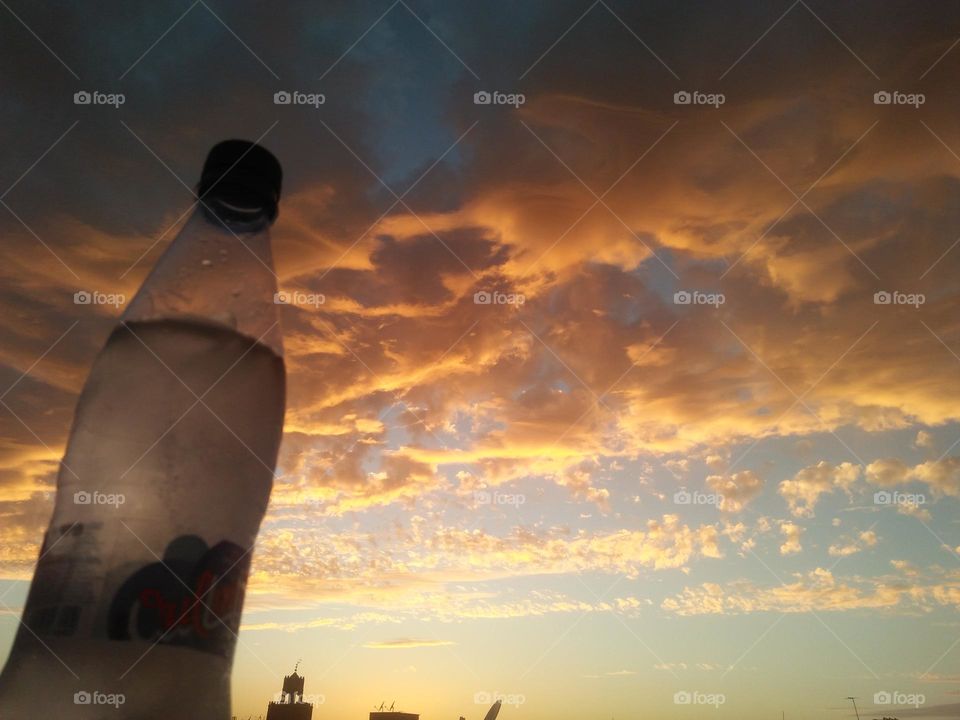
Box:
200;194;274;233
122;204;283;357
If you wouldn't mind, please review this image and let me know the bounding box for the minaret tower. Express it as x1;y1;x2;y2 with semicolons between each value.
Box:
266;662;313;720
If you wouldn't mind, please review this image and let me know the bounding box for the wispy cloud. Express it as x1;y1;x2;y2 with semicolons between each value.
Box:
363;638;456;649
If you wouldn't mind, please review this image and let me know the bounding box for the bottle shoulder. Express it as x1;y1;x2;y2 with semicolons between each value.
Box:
122;208;284;356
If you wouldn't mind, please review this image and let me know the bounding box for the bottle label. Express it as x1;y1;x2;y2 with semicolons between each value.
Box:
23;522;104;637
107;534;249;657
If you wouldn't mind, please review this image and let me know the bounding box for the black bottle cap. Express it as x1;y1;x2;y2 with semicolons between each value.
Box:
197;140;283;222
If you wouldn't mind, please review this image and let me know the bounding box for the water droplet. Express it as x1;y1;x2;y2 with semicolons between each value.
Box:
201;259;213;267
212;311;237;328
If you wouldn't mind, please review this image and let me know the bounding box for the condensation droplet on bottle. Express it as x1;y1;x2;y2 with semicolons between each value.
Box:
212;311;237;328
201;259;213;268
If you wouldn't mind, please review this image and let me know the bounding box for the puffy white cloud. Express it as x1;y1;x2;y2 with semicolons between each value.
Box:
911;457;960;497
779;461;860;517
244;514;723;617
779;521;804;555
663;568;901;615
828;529;878;557
865;458;910;487
706;470;764;513
865;456;960;497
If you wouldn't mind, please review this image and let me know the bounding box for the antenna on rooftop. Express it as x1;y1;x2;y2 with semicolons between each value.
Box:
847;697;861;720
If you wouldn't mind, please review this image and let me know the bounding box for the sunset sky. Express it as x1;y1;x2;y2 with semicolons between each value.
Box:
3;1;960;718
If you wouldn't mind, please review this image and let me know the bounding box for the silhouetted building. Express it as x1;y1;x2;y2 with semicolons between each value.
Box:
370;712;419;720
266;667;313;720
